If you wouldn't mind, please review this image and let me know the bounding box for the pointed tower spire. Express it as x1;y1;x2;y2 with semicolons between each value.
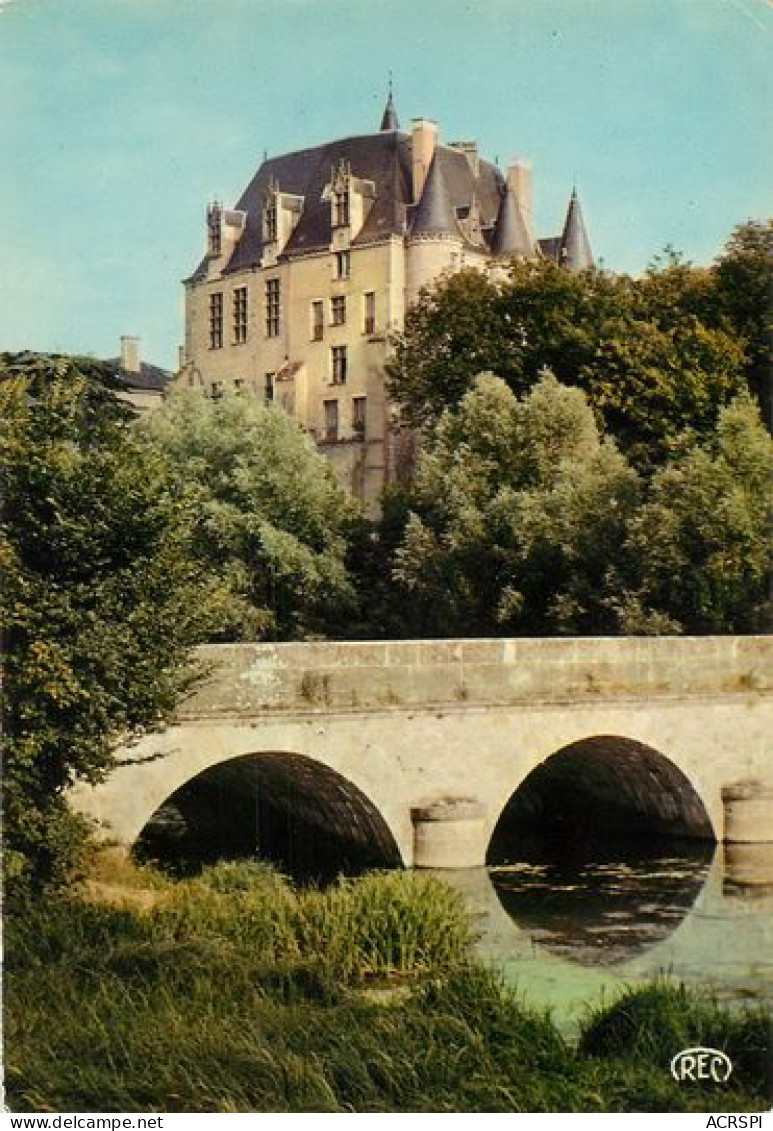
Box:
380;76;399;131
491;183;535;258
559;187;594;271
410;154;458;238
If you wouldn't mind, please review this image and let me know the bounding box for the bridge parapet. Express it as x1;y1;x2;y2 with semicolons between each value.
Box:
180;636;772;720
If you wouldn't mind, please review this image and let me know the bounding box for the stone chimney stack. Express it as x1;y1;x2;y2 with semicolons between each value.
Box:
120;335;140;374
412;118;438;202
506;159;534;244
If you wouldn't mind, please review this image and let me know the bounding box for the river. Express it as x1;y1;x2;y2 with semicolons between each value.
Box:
439;842;773;1035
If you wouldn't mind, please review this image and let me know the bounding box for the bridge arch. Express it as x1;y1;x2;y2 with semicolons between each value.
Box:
486;734;716;865
134;749;404;879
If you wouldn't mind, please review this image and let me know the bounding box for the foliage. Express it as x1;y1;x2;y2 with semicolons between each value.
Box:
391;372;771;637
1;353;220;895
580;980;770;1101
4;868;767;1112
620;391;773;633
394;372;639;636
712;220;773;428
140;861;474;982
386;252;749;472
138;390;357;640
343;486;417;639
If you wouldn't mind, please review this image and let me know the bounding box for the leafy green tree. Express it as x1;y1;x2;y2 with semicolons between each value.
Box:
385;268;522;430
386;255;747;473
138;390;357;640
622;391;772;634
712;220;773;428
578;314;744;470
1;353;222;895
632;246;718;329
393;372;639;636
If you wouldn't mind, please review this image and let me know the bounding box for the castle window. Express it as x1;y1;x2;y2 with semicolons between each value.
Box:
333;186;350;228
352;396;367;439
331;295;346;326
211;380;223;399
363;291;376;334
234;377;245;394
233;286;248;344
331;345;347;385
265;278;280;337
311;301;324;341
265;372;275;403
335;250;350;280
209;292;223;349
265;197;277;243
324;399;339;442
207;204;222;255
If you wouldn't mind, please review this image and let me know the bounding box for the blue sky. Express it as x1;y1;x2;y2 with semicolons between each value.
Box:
1;0;770;370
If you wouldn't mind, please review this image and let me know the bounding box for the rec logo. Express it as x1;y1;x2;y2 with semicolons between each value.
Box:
670;1046;733;1083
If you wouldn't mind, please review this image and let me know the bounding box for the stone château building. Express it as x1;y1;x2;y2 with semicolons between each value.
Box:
179;91;593;503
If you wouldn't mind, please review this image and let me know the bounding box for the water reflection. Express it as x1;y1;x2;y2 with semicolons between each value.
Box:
489;845;713;966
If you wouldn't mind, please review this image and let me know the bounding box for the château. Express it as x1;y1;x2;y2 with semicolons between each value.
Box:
179;90;593;503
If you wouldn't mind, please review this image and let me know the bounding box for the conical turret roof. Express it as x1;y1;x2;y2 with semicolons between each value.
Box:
491;184;535;258
410;155;459;238
380;90;399;131
559;188;594;270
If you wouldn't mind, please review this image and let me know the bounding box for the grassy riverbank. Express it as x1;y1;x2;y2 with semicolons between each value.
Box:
4;859;770;1112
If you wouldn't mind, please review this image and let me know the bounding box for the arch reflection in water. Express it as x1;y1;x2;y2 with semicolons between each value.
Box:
487;734;716;965
489;847;714;966
134;751;403;882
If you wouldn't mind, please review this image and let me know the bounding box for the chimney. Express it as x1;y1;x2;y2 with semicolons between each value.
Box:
506;159;534;244
412;118;438;202
120;335;140;374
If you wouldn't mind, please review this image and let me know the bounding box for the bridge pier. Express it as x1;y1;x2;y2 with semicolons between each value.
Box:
411;799;487;869
722;781;773;844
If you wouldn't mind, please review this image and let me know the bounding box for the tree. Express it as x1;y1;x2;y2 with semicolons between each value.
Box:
385;268;522;430
138;391;358;641
622;391;773;634
712;220;773;429
577;314;745;471
393;372;639;636
386;254;747;473
1;353;223;894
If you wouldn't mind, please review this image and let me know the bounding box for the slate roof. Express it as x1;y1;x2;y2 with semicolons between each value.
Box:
105;358;172;392
185;125;593;280
538;236;562;261
380;91;399;131
409;154;460;238
537;191;594;270
185;130;506;282
559;189;594;270
490;184;535;257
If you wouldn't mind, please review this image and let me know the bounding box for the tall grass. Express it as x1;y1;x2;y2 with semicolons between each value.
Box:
579;980;771;1102
4;861;769;1113
143;861;473;980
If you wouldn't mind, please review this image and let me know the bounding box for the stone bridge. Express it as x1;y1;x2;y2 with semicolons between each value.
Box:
72;636;773;869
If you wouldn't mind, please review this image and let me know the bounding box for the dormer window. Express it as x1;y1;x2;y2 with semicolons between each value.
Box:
260;180;304;264
207;202;222;255
264;192;278;243
331;159;352;229
325;162;374;245
333;185;350;228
